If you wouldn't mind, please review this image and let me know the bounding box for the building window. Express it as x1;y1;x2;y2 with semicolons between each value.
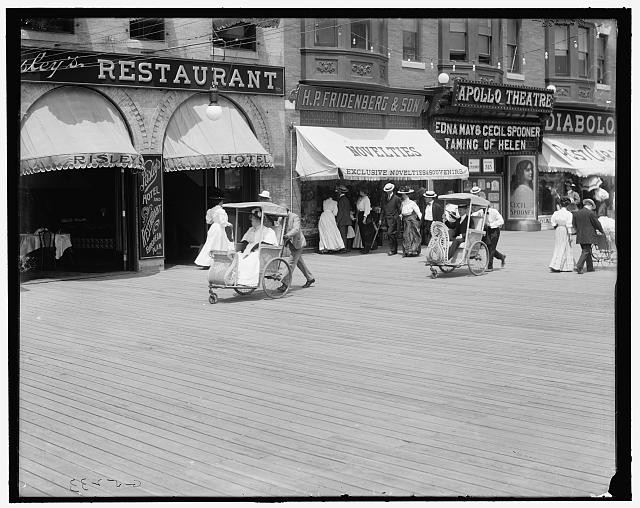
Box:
477;19;492;65
554;24;570;75
449;20;467;61
577;26;590;78
314;19;337;47
351;20;371;50
213;21;257;51
506;19;521;73
20;18;74;34
597;34;608;84
403;30;417;61
129;18;165;41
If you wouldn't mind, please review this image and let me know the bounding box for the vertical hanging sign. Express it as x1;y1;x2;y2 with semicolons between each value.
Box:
138;155;164;259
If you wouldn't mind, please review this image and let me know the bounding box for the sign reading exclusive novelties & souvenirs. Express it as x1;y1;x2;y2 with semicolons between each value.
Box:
452;80;555;113
20;48;285;95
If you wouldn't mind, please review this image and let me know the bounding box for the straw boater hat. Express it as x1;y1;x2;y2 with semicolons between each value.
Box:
258;190;271;199
424;190;437;198
335;184;348;194
397;186;413;194
383;183;395;192
582;198;596;208
470;186;481;195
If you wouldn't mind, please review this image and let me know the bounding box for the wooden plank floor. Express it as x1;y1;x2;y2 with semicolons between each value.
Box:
18;230;617;498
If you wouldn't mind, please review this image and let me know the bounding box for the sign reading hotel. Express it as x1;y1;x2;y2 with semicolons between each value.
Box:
452;81;554;113
20;48;285;95
545;109;615;136
138;155;164;259
431;118;542;155
295;84;425;117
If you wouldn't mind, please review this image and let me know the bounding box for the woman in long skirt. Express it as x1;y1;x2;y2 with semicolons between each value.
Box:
548;197;575;272
195;198;233;266
318;195;345;253
397;186;422;257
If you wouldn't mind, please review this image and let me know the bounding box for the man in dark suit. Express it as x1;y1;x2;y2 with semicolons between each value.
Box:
335;184;352;252
277;204;315;290
421;190;444;246
572;198;605;274
379;182;402;255
446;202;469;260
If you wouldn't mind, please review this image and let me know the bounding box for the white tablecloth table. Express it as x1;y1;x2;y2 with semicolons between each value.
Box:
19;233;73;259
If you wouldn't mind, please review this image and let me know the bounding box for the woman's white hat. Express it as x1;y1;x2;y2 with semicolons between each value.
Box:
258;190;271;199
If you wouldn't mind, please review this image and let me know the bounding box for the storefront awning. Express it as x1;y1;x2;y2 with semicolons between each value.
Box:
163;94;273;171
294;126;468;181
20;86;144;175
539;136;615;177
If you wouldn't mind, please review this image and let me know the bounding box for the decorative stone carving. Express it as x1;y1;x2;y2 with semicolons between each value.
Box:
556;87;570;97
478;74;496;83
577;87;593;99
380;65;386;79
316;59;337;74
351;62;372;77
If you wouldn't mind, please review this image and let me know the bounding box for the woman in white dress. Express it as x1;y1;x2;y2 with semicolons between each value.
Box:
195;198;233;267
318;195;344;253
548;197;575;272
236;213;277;286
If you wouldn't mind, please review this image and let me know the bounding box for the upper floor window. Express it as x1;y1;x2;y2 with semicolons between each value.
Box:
129;18;165;41
213;21;257;51
314;19;337;47
554;24;570;75
506;19;521;73
21;18;74;34
477;19;492;65
597;34;608;84
577;26;590;78
449;20;467;61
351;20;371;50
403;30;417;61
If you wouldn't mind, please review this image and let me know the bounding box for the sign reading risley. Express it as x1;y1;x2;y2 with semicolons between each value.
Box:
21;48;285;95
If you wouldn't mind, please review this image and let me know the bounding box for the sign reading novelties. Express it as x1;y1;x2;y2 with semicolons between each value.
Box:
137;155;164;259
431;118;542;155
452;81;554;113
20;48;285;95
295;84;426;117
544;109;615;136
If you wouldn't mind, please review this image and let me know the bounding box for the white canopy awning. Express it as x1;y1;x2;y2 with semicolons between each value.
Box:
20;86;143;175
539;136;615;177
294;126;468;181
163;94;273;171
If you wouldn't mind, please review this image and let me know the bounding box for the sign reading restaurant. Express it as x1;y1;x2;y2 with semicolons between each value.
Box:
431;118;542;155
20;48;285;95
295;84;425;117
451;80;555;113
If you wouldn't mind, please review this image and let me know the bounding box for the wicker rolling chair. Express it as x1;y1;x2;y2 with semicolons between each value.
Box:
38;229;56;270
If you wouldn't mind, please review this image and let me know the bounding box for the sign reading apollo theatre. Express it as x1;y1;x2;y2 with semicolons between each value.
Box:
20;48;285;95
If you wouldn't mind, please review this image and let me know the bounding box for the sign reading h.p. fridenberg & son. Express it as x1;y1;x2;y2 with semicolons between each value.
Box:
20;48;285;95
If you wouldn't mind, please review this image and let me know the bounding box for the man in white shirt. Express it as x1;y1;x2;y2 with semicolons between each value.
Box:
484;204;506;270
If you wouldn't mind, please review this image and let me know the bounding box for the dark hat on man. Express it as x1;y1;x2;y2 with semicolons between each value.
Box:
336;184;348;194
397;186;413;194
424;190;438;198
457;202;469;209
582;198;596;208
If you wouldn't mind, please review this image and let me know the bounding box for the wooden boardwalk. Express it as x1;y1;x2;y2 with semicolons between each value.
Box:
17;230;617;498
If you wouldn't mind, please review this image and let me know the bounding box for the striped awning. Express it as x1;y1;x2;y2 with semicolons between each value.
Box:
163;94;273;171
539;136;615;177
20;86;143;175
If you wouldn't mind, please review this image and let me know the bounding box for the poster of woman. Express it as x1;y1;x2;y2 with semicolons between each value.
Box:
508;156;536;220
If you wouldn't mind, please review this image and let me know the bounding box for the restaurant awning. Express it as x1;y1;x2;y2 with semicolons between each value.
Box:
294;126;468;181
20;86;144;175
539;135;615;177
163;94;273;171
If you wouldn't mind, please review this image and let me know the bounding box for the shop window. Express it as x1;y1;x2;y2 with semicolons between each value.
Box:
351;20;371;50
506;19;521;73
597;34;608;84
21;18;74;34
577;26;590;78
314;19;337;47
129;18;165;41
448;20;467;61
213;21;257;51
554;24;570;75
477;19;492;65
403;30;418;61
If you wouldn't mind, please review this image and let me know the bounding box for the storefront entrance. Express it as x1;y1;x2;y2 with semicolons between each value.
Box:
19;167;135;274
